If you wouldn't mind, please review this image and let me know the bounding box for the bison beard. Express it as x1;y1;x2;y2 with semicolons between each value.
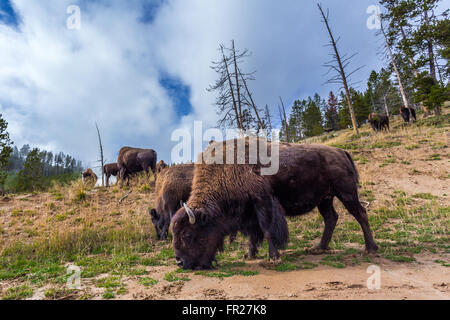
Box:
171;138;378;270
150;164;194;240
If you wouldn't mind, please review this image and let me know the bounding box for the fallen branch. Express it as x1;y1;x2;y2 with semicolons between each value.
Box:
119;191;131;204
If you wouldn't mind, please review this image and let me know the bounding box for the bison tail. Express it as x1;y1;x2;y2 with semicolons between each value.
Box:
344;150;359;185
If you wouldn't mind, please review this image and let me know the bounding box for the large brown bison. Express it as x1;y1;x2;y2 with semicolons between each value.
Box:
117;147;157;186
155;160;168;173
368;113;390;132
171;138;378;270
400;107;417;123
103;163;119;187
82;168;97;187
150;164;194;240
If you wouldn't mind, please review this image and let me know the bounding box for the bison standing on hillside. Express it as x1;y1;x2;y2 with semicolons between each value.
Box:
103;163;119;187
368;113;390;132
117;147;157;186
150;164;194;240
155;160;168;173
82;168;97;187
401;107;417;123
171;138;378;270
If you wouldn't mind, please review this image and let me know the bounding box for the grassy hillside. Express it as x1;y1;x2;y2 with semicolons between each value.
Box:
0;111;448;300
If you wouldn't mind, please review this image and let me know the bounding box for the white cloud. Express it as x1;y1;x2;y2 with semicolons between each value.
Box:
0;0;387;174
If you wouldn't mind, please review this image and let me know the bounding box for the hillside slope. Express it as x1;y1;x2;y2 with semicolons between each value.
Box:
0;112;448;300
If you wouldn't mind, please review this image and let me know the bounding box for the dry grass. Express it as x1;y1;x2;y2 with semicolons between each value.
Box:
0;109;449;299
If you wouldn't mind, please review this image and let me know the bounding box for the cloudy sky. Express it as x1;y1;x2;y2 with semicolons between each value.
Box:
0;0;446;171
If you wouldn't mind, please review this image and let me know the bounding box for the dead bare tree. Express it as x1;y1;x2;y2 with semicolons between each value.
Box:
380;21;411;110
278;97;289;142
95;122;105;187
208;40;262;133
318;3;361;135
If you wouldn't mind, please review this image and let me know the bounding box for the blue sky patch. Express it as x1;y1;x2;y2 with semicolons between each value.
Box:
159;73;193;117
0;0;19;27
140;0;165;23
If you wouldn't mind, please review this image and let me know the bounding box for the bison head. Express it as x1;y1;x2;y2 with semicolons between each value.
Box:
171;203;223;270
149;208;171;240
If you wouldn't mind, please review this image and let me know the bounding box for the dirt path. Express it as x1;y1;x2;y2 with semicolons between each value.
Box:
45;253;445;300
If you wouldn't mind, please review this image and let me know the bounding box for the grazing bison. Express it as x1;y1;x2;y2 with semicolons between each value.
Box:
171;138;378;270
82;168;97;187
150;164;194;240
103;163;119;187
401;107;417;123
155;160;168;173
117;147;157;186
368;113;390;132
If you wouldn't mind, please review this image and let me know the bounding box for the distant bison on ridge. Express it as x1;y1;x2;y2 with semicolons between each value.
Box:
171;138;378;270
82;168;97;187
103;163;119;187
155;160;168;173
368;113;390;132
401;107;417;123
117;147;157;186
150;164;194;240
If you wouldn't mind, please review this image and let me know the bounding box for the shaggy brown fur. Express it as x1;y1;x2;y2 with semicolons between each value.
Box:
117;147;157;186
368;113;390;132
171;138;378;270
103;163;119;187
155;160;168;173
82;168;97;187
150;164;194;240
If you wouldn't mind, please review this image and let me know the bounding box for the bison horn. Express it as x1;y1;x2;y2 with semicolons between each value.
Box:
183;203;196;224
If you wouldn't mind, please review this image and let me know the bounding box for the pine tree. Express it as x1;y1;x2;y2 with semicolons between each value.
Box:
17;148;43;192
0;114;13;193
324;91;339;131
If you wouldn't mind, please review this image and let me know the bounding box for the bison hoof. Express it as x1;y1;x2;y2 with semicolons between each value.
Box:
365;245;379;254
244;253;257;260
309;246;330;255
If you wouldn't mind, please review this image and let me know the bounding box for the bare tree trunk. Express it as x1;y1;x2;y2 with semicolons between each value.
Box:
399;25;419;79
318;4;358;135
383;94;390;117
232;40;243;127
238;67;264;134
279;97;290;142
381;23;410;112
95;122;104;187
220;45;241;131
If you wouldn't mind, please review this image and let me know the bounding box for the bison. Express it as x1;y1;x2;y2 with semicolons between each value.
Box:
155;160;168;173
82;168;97;187
400;107;417;123
150;164;194;240
103;163;119;187
368;113;390;132
171;138;378;270
117;147;157;186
